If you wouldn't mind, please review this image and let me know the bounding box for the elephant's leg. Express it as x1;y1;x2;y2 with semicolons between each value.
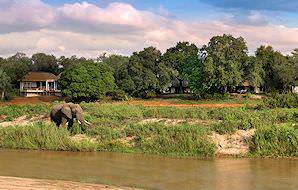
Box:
67;119;74;131
60;117;68;129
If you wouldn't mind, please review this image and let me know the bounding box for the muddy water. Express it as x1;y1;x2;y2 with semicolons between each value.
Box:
0;150;297;190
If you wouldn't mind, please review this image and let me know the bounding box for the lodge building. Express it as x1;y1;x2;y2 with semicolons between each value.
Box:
20;72;60;97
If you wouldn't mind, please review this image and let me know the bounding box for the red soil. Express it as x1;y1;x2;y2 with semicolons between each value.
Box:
1;97;243;108
0;96;60;106
127;100;243;108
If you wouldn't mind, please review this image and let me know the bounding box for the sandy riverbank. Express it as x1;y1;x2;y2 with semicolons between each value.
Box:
0;176;140;190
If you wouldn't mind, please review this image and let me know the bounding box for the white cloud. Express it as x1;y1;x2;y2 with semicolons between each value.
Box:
0;0;55;33
0;0;297;58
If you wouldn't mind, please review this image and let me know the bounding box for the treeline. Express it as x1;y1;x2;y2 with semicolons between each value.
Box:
0;34;297;101
0;53;86;100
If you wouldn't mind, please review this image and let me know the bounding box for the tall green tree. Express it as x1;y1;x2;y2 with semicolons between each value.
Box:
2;52;31;88
0;69;11;100
59;60;115;102
255;46;296;91
118;47;172;97
102;55;130;92
241;56;264;87
163;42;199;93
57;55;86;71
102;54;129;72
31;53;60;74
290;49;298;86
199;34;248;94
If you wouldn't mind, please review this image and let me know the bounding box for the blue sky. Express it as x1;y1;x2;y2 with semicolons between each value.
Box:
0;0;297;57
43;0;298;26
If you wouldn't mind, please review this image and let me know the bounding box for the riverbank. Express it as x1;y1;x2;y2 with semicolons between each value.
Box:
0;176;139;190
0;99;297;158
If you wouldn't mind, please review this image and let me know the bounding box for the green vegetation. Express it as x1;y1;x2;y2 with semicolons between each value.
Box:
259;93;298;108
0;101;297;157
163;42;199;93
0;69;11;100
0;123;73;150
250;125;298;157
0;104;50;121
59;61;116;102
110;47;172;98
189;35;247;96
1;34;297;102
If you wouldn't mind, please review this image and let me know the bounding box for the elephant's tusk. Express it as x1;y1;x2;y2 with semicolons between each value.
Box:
85;120;91;125
78;120;82;125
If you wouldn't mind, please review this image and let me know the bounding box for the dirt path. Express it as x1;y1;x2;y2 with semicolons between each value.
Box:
0;176;139;190
0;115;49;128
127;100;243;108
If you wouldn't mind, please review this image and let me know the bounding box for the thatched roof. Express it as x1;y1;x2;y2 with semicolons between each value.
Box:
21;72;58;82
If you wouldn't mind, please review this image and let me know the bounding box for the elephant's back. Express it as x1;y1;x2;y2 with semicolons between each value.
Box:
50;105;63;119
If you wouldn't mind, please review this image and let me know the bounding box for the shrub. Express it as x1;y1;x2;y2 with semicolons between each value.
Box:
249;125;298;157
259;93;298;108
107;89;128;101
212;121;238;134
144;91;157;99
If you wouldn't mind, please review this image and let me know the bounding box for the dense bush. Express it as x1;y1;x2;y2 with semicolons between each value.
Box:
250;125;298;156
259;93;298;108
59;61;116;102
107;89;129;101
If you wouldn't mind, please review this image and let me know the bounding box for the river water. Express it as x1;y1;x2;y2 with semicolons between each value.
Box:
0;150;297;190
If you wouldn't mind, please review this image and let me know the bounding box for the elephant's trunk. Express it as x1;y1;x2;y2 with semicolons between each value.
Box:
76;113;92;128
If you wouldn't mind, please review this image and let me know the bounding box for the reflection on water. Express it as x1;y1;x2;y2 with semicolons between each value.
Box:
0;150;297;190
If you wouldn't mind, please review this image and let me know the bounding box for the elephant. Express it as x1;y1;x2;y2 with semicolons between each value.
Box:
50;102;91;130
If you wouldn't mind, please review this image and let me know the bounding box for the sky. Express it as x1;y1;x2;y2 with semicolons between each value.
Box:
0;0;298;57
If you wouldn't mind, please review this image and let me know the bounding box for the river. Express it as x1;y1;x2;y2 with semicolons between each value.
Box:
0;150;297;190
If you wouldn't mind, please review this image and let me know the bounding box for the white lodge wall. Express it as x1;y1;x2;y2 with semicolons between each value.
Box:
20;81;60;96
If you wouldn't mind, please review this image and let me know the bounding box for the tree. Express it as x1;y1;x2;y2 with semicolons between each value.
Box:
57;55;86;71
290;49;298;86
163;42;199;93
118;47;172;97
101;55;131;93
59;60;116;102
0;69;11;100
255;46;296;91
191;34;248;95
242;56;264;87
31;53;60;74
2;52;31;88
102;54;129;72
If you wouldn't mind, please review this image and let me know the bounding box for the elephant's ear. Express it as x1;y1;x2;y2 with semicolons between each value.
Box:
61;105;72;119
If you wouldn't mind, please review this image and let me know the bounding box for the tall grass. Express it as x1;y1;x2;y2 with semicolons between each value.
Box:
125;123;215;157
249;124;298;157
0;104;50;121
0;122;73;150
